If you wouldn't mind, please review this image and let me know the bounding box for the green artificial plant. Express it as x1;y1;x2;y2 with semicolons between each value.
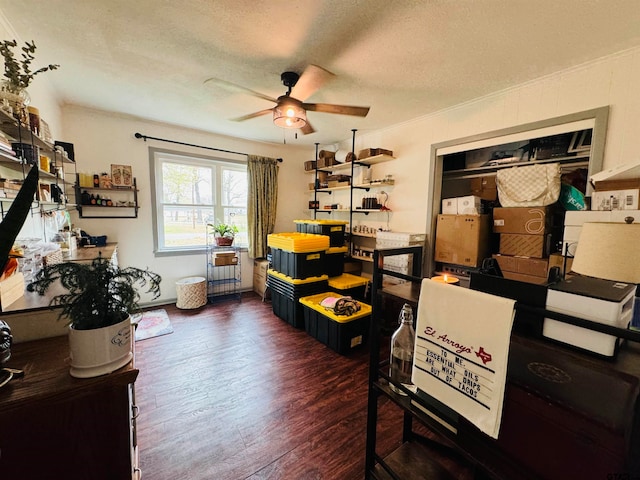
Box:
0;39;59;89
28;256;162;330
209;221;239;239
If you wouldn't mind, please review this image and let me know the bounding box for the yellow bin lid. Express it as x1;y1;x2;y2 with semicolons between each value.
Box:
267;269;328;285
293;219;348;225
299;292;371;323
267;232;330;252
328;273;369;290
326;246;349;255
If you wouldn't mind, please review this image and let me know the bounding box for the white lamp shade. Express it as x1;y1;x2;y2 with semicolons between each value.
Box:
571;221;640;283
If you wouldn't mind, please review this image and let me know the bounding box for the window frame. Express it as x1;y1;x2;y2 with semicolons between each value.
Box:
149;147;248;256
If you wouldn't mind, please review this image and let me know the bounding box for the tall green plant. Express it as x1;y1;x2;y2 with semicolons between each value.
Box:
0;166;39;273
28;256;162;330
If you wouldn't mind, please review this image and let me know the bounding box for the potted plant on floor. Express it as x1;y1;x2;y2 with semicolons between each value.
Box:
209;221;239;246
27;256;161;378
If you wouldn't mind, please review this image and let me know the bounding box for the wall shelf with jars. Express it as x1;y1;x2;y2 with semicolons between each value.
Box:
0;108;76;218
75;174;138;219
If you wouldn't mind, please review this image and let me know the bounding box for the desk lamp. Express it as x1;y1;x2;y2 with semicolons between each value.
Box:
570;217;640;284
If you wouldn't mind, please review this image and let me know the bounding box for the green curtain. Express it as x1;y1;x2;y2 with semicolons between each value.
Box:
247;155;279;259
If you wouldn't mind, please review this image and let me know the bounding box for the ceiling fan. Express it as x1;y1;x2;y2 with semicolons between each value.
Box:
205;65;370;135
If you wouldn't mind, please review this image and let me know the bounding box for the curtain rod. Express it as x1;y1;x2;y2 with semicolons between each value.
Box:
134;132;283;162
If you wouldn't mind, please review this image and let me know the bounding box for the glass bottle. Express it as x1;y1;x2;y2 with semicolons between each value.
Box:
389;303;415;395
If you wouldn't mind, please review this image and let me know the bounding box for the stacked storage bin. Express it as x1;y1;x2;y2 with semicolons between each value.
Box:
267;232;330;328
291;221;372;353
295;219;348;276
267;269;328;328
299;292;372;354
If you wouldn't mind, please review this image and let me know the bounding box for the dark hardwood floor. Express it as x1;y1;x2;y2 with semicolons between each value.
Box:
134;292;408;480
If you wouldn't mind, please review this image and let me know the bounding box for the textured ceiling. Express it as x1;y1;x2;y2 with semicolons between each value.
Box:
1;0;640;147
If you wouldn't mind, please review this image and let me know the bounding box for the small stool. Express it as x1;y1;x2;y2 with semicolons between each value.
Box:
176;276;207;309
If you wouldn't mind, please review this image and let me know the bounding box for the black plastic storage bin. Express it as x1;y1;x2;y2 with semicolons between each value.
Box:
294;220;347;247
271;247;326;279
325;246;348;277
299;292;372;354
267;270;329;328
327;273;370;301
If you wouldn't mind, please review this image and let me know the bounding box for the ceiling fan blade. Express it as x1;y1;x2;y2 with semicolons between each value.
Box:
304;103;370;117
230;109;274;122
290;65;335;102
300;121;316;135
204;77;278;104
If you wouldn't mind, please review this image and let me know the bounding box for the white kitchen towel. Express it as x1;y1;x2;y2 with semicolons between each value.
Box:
411;279;515;439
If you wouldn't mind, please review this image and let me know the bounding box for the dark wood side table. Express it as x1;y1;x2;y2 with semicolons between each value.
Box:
0;335;140;480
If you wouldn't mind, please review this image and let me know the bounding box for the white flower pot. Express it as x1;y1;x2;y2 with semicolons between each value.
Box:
68;315;133;378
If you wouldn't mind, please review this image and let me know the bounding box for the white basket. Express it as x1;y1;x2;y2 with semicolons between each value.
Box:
176;276;207;309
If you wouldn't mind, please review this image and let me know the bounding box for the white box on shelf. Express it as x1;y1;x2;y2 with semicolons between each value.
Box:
591;189;640;211
457;195;482;215
441;198;458;215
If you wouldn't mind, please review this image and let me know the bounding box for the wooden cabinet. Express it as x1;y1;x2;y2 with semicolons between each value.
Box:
0;335;140;479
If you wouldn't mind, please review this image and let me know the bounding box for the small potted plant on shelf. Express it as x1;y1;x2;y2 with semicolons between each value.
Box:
27;256;161;378
209;221;238;246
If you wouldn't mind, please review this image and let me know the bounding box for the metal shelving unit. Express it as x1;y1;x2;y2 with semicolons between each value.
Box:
206;229;241;302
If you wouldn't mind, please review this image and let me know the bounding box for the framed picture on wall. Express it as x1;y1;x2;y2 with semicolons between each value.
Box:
111;164;133;188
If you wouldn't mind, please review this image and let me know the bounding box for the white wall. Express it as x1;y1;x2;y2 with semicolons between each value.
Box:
61;106;311;304
347;46;640;239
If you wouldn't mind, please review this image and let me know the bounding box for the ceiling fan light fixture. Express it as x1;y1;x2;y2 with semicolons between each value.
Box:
273;96;307;129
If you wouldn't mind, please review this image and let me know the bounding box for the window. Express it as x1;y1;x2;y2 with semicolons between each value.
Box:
150;148;247;254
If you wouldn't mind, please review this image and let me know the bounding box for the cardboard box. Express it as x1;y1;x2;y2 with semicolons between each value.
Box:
358;148;393;159
492;206;554;235
253;259;269;296
593;178;640;191
499;233;548;258
213;252;238;266
502;271;548;285
492;254;549;278
457;195;482;214
591;189;640;211
441;197;458;214
470;175;498;201
548;253;574;278
0;272;25;310
434;214;491;267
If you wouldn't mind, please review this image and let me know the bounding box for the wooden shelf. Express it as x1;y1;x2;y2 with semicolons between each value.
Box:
321;154;395;173
371;441;468;480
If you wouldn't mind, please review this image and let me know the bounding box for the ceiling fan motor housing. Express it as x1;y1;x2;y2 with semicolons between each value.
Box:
281;71;300;92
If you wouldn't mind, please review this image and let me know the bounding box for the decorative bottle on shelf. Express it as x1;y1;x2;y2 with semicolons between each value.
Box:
81;190;90;205
90;194;96;205
93;174;100;188
389;303;415;395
